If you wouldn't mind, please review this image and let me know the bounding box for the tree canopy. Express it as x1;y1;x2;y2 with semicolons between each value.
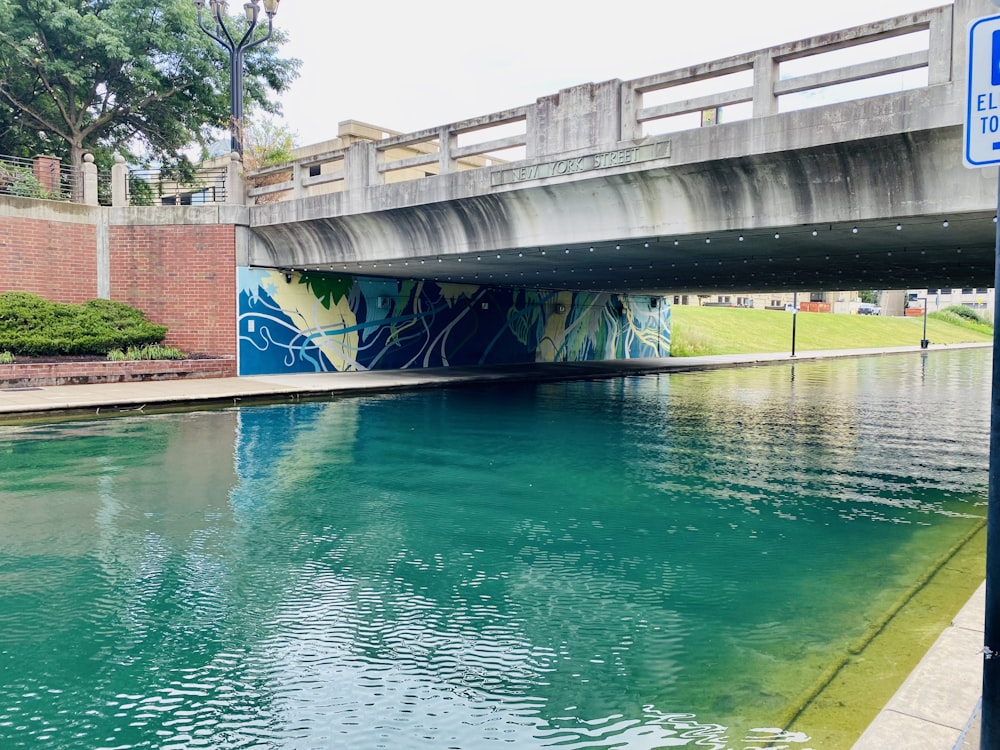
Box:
0;0;300;169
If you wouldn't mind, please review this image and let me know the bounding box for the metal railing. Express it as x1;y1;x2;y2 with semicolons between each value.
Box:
97;171;113;206
126;166;228;206
0;154;79;202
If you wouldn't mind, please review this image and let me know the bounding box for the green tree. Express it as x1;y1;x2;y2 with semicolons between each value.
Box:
0;0;299;170
239;112;297;204
242;113;295;170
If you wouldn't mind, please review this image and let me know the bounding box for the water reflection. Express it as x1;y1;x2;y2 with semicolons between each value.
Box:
0;350;989;749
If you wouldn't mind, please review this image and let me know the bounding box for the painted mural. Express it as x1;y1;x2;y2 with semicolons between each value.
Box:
237;267;670;376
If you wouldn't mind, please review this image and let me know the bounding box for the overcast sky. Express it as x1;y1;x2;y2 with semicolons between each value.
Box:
270;0;953;147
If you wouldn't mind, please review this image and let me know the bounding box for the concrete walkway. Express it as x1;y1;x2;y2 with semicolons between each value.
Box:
0;343;989;749
852;582;984;750
0;343;989;418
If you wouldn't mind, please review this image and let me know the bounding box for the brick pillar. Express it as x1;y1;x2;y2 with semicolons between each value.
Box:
32;155;61;195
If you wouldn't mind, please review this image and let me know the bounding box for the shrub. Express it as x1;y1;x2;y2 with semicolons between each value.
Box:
0;164;55;200
128;175;155;206
927;306;993;336
107;344;186;361
928;305;992;331
941;305;986;324
0;351;13;364
0;292;168;355
668;326;715;356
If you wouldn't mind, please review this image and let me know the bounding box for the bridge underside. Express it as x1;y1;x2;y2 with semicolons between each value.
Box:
249;128;998;294
274;212;991;295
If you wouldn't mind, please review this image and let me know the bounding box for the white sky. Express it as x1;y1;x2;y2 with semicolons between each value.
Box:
272;0;949;147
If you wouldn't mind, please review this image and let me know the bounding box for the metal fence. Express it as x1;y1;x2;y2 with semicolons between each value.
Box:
0;154;79;201
97;171;113;206
126;166;228;206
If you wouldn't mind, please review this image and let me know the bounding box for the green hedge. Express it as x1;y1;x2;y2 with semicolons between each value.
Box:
940;304;986;324
928;305;993;336
0;292;168;355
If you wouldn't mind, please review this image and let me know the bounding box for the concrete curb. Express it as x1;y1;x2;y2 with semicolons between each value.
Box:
852;582;985;750
0;343;987;418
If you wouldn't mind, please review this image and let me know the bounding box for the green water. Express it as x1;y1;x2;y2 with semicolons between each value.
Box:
0;350;989;749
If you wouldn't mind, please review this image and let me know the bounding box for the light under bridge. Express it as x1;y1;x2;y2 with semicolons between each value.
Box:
244;0;1000;295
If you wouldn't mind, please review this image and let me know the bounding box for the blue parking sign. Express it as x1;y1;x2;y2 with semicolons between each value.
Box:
965;14;1000;167
993;29;1000;85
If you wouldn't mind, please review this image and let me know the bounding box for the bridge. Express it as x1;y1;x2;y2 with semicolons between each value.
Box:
7;0;998;375
243;0;999;296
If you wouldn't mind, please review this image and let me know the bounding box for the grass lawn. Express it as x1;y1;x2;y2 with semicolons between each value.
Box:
669;305;993;356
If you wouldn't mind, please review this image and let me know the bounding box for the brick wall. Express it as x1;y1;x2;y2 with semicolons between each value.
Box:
109;224;237;357
0;215;97;302
0;358;236;387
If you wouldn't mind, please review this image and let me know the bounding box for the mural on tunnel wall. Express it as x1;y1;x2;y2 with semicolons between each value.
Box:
237;267;670;375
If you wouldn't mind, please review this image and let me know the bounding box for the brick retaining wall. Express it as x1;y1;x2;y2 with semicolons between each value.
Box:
0;358;236;388
110;224;237;357
0;214;98;302
0;199;240;363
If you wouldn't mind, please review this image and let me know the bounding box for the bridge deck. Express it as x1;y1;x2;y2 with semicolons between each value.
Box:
243;1;999;294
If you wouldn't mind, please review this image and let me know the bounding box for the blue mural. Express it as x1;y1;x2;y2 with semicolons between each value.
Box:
237;267;670;376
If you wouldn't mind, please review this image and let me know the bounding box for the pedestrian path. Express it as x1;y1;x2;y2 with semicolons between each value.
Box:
0;342;989;749
0;344;986;417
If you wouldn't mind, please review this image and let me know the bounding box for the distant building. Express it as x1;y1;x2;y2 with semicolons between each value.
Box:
904;287;994;322
150;120;501;207
666;291;864;314
244;120;499;204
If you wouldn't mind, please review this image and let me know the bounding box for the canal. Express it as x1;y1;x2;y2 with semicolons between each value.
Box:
0;349;989;749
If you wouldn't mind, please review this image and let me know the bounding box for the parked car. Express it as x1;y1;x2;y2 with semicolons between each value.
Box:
858;303;882;315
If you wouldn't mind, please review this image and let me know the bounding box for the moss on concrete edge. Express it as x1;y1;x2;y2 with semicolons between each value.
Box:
783;520;986;749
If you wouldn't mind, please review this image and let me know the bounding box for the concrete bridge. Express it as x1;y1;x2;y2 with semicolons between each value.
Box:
245;0;999;295
8;0;1000;376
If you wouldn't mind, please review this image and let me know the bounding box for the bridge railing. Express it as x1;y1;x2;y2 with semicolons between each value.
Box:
245;3;955;205
246;113;528;204
621;6;950;138
247;148;345;203
373;108;528;179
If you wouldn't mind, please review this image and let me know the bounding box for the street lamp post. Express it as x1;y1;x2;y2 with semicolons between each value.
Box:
193;0;281;156
921;297;929;349
790;291;798;357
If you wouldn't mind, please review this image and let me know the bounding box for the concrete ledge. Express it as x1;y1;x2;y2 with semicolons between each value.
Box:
853;581;985;750
0;344;986;416
0;358;236;388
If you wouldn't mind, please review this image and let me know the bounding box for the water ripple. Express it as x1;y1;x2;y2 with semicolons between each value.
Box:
0;351;990;748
